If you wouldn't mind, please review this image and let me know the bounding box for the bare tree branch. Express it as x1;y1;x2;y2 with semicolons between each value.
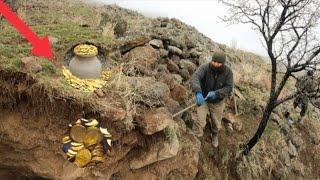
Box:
220;0;320;155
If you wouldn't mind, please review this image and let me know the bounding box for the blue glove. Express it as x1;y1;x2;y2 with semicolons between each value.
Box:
195;92;205;106
207;91;218;101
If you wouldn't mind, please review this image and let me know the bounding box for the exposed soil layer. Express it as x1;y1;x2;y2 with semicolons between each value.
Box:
0;69;200;180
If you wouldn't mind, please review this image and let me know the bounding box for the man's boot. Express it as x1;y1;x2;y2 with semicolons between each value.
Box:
211;133;219;148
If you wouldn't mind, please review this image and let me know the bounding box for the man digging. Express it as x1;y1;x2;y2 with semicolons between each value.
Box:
191;51;233;147
293;70;317;123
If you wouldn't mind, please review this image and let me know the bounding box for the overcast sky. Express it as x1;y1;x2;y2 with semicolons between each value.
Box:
90;0;267;56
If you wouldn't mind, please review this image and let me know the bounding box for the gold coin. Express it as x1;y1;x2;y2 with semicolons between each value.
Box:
87;126;99;131
63;139;71;144
74;148;92;167
92;147;104;153
73;44;98;57
71;145;84;151
94;144;104;150
84;127;103;147
70;124;86;143
91;149;105;157
62;136;70;142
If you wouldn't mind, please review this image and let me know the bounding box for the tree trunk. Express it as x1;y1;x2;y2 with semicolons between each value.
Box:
243;101;274;155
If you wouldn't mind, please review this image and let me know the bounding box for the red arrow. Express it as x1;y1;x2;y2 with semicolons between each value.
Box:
0;1;53;60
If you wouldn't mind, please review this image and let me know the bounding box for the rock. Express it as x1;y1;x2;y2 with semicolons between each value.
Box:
167;60;180;73
233;121;243;132
167;45;183;56
169;37;185;49
48;36;59;44
123;45;159;69
121;132;139;146
114;18;127;37
184;35;197;49
290;135;303;148
226;123;234;133
120;37;151;54
94;89;104;98
158;57;168;64
127;77;170;106
173;74;183;85
179;60;197;74
270;112;282;125
280;124;291;136
158;134;179;159
272;164;286;180
310;132;320;145
164;96;180;114
156;72;178;89
159;49;169;58
101;106;127;122
156;64;168;73
223;113;238;124
108;49;121;61
199;55;211;65
123;63;155;76
126;133;200;179
160;18;170;27
288;140;298;158
292;161;305;176
172;106;184;119
21;57;43;73
189;48;201;58
279;149;291;166
170;84;187;102
129;134;179;169
135;107;174;135
175;118;187;133
162;38;170;48
171;54;180;62
61;162;89;179
149;39;164;49
181;49;189;59
179;69;190;81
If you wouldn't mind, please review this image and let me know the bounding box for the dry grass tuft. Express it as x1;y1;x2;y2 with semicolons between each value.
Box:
103;65;142;129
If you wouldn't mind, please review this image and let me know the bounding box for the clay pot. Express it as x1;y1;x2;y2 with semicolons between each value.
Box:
69;55;102;79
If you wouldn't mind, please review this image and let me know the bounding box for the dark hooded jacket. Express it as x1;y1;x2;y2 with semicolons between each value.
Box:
191;62;233;103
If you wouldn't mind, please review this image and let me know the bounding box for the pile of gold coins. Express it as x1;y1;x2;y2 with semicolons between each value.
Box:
62;67;112;92
74;44;98;57
61;118;112;168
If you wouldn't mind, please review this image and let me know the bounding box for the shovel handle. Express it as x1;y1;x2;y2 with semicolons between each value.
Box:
172;96;208;118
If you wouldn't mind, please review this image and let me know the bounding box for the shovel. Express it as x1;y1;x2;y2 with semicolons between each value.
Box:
172;96;208;118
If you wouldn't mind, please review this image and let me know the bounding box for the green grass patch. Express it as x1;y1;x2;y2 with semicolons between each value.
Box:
6;57;22;71
164;127;176;142
39;59;57;75
177;132;193;149
0;46;16;59
207;148;214;158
